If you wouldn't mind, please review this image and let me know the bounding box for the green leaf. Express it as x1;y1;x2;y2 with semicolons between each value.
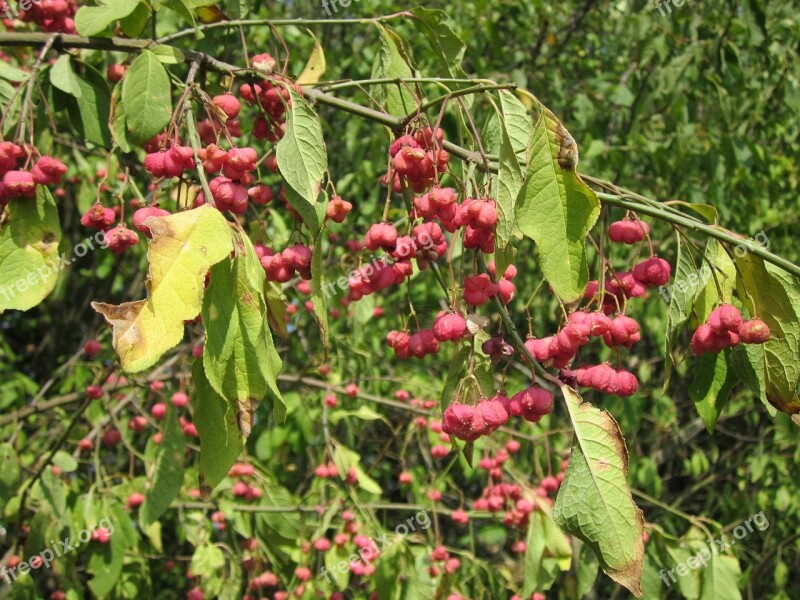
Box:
310;232;329;352
87;525;124;597
118;0;151;37
664;234;705;385
499;90;534;159
0;186;62;313
693;241;736;321
193;360;243;495
164;0;197;26
441;345;471;404
523;506;572;595
690;351;737;433
276;88;327;234
575;540;601;597
495;109;523;253
122;50;173;144
0;62;27;83
730;343;774;415
140;405;185;528
408;7;468;80
0;444;20;505
93;205;233;373
699;553;741;600
516;107;600;302
150;45;186;65
49;56;82;98
553;386;644;596
371;25;416;117
66;64;112;148
734;254;800;417
190;544;226;575
75;0;143;36
110;83;131;153
333;444;382;495
329;406;390;425
202;233;285;439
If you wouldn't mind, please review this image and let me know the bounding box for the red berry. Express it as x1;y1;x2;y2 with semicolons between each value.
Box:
107;64;127;82
133;206;170;238
472;398;510;434
603;315;641;348
432;311;468;342
739;319;770;344
171;391;189;407
32;156;67;185
127;492;145;509
106;225;139;254
364;223;398;251
3;170;36;198
83;340;102;357
707;304;742;334
212;93;241;119
464;274;499;306
102;429;121;448
632;256;671;287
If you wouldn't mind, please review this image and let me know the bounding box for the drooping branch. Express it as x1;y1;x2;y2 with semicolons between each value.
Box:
0;32;798;278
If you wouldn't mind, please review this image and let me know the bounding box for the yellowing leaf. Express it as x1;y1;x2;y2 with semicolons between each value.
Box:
297;31;326;85
553;386;644;596
0;187;62;313
92;205;233;373
196;4;228;23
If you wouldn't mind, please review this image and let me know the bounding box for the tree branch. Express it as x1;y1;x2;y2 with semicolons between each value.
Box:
0;32;797;277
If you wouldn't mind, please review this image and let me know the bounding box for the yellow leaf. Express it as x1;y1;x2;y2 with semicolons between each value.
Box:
92;205;233;373
196;5;227;23
297;31;326;85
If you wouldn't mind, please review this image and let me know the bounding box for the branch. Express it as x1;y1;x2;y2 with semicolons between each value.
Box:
597;192;800;278
0;33;797;277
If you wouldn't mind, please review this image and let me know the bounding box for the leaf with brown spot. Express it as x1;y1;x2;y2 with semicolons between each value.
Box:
92;205;233;373
552;386;644;596
201;234;285;426
515;106;600;302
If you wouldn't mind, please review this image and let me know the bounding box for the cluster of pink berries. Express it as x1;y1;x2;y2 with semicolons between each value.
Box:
428;546;461;577
256;243;312;283
0;143;67;204
464;263;517;305
238;55;302;142
567;363;639;397
2;0;77;33
691;304;770;355
347;222;447;303
388;127;450;192
585;254;671;314
442;387;554;442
